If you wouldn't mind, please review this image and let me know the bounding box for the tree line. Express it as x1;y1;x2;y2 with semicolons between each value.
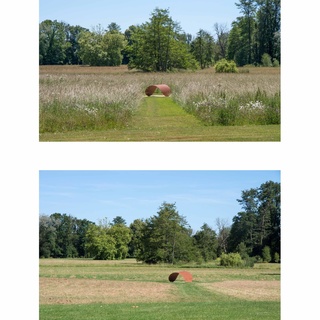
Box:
39;1;280;69
39;180;280;265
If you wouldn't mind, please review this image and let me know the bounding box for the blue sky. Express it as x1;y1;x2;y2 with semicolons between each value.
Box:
39;170;280;232
39;0;240;36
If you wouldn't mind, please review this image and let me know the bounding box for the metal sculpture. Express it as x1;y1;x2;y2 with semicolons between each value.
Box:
145;84;171;97
168;271;192;282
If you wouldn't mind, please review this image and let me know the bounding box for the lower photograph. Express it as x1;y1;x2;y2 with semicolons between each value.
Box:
39;170;280;320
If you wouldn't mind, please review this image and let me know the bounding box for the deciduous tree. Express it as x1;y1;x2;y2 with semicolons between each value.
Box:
128;8;198;71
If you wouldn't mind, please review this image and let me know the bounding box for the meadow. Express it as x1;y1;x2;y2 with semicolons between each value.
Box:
39;259;280;320
39;65;280;141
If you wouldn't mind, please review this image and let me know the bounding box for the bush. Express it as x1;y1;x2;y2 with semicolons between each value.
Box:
243;256;255;267
261;53;272;67
272;59;280;67
262;246;272;262
274;252;280;263
220;253;243;267
215;59;238;73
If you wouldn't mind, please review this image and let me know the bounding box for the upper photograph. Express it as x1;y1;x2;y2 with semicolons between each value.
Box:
39;0;280;142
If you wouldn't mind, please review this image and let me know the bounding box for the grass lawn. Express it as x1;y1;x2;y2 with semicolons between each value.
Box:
39;259;280;320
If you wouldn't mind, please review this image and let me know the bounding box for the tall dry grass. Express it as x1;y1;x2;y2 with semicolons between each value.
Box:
39;66;280;132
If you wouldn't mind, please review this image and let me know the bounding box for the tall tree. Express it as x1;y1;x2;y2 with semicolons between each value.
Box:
213;23;229;60
64;24;88;64
112;216;127;226
109;224;132;259
215;218;231;255
228;181;280;258
85;224;116;260
39;214;59;258
50;213;78;257
39;20;70;65
193;223;218;261
107;22;122;34
191;29;215;69
128;219;146;258
235;0;258;64
137;202;193;264
128;8;198;71
78;26;126;66
256;0;281;62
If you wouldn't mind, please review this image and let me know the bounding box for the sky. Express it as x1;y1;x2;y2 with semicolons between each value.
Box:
39;170;280;232
39;0;240;36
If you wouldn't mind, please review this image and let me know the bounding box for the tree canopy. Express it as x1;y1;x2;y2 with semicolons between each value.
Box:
39;2;280;68
40;180;280;264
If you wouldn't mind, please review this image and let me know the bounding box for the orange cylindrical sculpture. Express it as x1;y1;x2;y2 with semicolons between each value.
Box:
168;271;192;282
145;84;171;97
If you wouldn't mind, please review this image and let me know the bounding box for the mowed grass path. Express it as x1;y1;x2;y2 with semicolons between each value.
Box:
39;96;280;142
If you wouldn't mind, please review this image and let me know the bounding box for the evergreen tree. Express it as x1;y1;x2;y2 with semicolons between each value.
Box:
228;181;280;258
137;202;193;264
191;29;215;69
193;223;218;261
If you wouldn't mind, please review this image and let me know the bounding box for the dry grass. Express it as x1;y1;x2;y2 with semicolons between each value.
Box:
40;278;179;305
39;65;280;105
200;280;280;301
39;259;280;306
39;65;280;139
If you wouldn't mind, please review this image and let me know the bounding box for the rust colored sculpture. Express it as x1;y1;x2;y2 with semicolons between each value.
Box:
168;271;192;282
145;84;171;97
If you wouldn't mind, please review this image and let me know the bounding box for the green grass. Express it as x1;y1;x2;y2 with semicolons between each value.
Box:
39;97;280;141
40;259;280;319
40;301;280;320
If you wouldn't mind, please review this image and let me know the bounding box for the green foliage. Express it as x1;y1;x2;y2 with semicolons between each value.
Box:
85;224;117;260
220;252;243;267
261;53;272;67
39;100;136;133
109;224;132;259
228;1;280;66
228;181;280;258
272;58;280;67
193;223;218;261
39;213;94;258
39;180;280;263
78;27;126;66
127;8;198;71
39;1;281;68
136;202;194;264
85;222;132;260
191;29;215;69
262;246;272;262
183;90;280;126
39;20;70;65
274;252;280;263
215;59;238;73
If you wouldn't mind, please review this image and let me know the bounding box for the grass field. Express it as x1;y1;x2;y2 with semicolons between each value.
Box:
39;259;280;319
39;65;280;142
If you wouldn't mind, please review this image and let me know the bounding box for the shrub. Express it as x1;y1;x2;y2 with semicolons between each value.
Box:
261;53;272;67
274;252;280;263
215;59;238;73
243;256;255;267
262;246;272;262
220;253;243;267
272;59;280;67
